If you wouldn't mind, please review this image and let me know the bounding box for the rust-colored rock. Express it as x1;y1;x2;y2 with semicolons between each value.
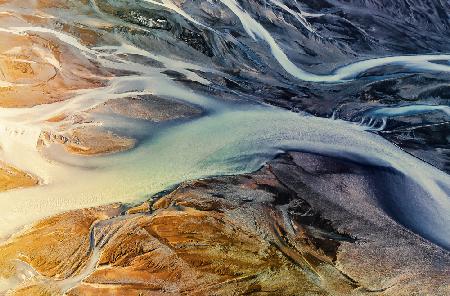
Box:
0;152;449;295
38;127;136;156
0;162;38;192
0;29;108;108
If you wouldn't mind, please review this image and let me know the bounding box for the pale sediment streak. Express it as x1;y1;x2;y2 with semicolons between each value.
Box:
0;2;449;270
0;81;16;88
217;0;450;82
352;104;450;131
269;0;318;34
0;22;449;252
0;27;95;56
141;0;205;27
0;120;54;186
141;0;450;82
368;104;450;117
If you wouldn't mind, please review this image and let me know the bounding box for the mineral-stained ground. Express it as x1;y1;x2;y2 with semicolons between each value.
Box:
1;152;449;295
1;0;450;295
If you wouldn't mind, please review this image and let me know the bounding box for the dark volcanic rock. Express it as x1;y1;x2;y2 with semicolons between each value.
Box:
1;1;450;293
1;152;449;295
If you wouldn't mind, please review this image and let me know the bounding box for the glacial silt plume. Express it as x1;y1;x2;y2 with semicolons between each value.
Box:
0;0;449;295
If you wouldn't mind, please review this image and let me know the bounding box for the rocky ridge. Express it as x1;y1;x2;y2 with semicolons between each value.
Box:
1;152;448;295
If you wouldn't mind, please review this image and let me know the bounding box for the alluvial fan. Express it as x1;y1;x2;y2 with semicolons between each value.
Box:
0;0;449;295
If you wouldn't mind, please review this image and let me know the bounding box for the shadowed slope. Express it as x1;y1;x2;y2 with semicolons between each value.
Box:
1;152;448;295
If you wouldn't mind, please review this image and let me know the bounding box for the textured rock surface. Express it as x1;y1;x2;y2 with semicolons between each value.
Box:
1;152;448;295
36;94;202;156
0;0;449;294
0;162;37;192
89;95;202;123
0;17;108;108
1;0;449;164
38;127;136;156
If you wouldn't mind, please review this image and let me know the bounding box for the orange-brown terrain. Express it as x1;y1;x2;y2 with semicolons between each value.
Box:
0;21;108;108
0;161;38;192
36;94;202;156
38;127;137;156
1;152;449;295
0;0;449;295
0;3;202;156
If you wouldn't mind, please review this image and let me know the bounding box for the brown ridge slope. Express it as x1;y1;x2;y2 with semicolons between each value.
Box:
0;27;108;108
0;152;449;295
36;95;202;156
0;162;38;192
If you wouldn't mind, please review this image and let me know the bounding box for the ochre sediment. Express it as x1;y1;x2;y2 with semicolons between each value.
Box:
0;162;38;192
36;94;203;156
0;29;109;108
38;127;136;156
1;152;448;295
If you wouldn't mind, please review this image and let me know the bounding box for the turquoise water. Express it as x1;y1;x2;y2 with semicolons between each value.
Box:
1;103;450;250
1;0;450;250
